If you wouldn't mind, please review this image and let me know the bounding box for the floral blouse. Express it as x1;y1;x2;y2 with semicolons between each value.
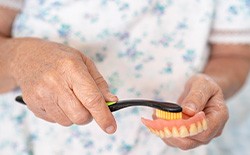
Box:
0;0;249;155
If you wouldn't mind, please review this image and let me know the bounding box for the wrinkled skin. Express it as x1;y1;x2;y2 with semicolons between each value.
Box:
11;38;118;134
156;74;229;150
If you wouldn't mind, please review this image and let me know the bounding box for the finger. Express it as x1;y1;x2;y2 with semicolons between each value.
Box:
163;137;202;150
57;85;93;125
82;54;118;102
32;108;56;123
180;75;219;116
43;97;73;126
189;94;228;142
27;103;55;123
21;71;73;126
177;84;190;104
21;92;55;123
70;61;117;134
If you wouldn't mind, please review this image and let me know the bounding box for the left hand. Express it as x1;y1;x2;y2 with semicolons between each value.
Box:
162;74;229;150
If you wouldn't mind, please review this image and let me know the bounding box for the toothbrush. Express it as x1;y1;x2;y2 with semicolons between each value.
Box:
15;96;182;120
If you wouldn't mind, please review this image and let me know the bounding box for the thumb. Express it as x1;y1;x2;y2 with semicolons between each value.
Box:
83;55;118;102
181;96;202;117
178;75;219;117
179;88;210;117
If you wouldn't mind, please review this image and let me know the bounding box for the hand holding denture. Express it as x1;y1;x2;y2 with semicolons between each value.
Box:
142;74;229;150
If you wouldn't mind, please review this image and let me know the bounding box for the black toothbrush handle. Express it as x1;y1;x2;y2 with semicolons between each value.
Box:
15;96;182;113
108;100;182;112
15;96;26;105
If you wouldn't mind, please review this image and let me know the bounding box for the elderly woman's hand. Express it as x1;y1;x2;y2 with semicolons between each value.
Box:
162;74;229;150
11;38;117;134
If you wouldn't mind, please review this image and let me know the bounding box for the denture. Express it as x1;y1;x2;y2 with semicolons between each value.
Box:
141;111;207;138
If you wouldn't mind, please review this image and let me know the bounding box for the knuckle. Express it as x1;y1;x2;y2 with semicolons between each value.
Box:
201;74;220;91
187;90;205;104
62;57;76;67
197;74;212;83
58;56;80;71
41;71;59;86
84;95;104;109
22;78;57;103
200;75;210;83
95;76;108;88
34;84;52;99
195;74;218;88
192;90;204;99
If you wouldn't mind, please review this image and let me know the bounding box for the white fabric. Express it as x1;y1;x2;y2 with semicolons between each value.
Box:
209;30;250;44
0;0;249;155
0;0;23;10
209;0;250;44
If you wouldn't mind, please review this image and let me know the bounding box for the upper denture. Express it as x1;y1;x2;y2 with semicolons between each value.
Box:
141;111;207;138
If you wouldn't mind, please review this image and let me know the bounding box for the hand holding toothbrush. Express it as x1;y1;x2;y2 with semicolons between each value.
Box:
10;38;118;134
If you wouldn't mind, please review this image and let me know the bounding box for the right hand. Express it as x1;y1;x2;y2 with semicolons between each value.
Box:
11;38;118;134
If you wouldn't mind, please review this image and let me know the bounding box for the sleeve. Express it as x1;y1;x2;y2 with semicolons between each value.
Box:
209;0;250;44
0;0;23;10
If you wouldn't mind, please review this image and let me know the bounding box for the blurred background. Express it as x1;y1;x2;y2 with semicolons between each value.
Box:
208;74;250;155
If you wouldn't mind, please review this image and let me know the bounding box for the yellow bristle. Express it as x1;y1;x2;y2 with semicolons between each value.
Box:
155;109;182;120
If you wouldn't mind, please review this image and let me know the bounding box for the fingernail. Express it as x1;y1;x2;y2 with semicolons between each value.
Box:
184;104;197;113
107;92;118;100
106;125;115;134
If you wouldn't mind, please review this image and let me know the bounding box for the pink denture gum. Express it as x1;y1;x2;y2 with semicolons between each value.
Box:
141;112;207;138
